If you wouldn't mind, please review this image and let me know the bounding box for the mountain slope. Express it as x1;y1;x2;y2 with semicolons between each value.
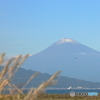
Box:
22;38;100;82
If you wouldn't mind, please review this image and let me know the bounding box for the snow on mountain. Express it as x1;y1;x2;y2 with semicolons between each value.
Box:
56;38;78;44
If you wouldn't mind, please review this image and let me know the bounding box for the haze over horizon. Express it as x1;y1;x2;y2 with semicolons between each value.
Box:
0;0;100;57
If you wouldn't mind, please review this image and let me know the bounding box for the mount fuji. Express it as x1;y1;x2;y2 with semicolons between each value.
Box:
22;38;100;82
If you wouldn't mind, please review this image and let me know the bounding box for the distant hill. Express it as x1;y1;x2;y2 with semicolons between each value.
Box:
10;68;100;88
22;38;100;82
0;66;100;88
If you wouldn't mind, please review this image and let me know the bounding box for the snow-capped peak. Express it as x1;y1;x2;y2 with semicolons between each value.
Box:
56;38;78;44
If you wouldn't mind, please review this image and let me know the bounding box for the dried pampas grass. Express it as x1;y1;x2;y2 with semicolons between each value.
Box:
0;53;61;100
0;52;5;65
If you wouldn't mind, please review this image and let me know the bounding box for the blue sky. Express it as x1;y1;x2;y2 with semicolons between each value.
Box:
0;0;100;57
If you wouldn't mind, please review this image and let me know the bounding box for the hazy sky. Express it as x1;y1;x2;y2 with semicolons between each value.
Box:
0;0;100;57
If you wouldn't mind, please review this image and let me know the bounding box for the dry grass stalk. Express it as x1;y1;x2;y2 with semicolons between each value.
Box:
23;72;39;88
24;71;61;100
0;53;30;93
8;87;16;100
0;58;15;79
19;54;30;66
0;53;61;100
0;80;9;90
12;84;23;95
0;52;5;65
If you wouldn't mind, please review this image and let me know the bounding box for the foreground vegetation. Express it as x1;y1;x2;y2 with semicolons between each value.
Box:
0;53;100;100
0;94;100;100
0;53;61;100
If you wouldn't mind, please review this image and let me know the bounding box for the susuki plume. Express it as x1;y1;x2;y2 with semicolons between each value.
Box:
0;53;61;100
